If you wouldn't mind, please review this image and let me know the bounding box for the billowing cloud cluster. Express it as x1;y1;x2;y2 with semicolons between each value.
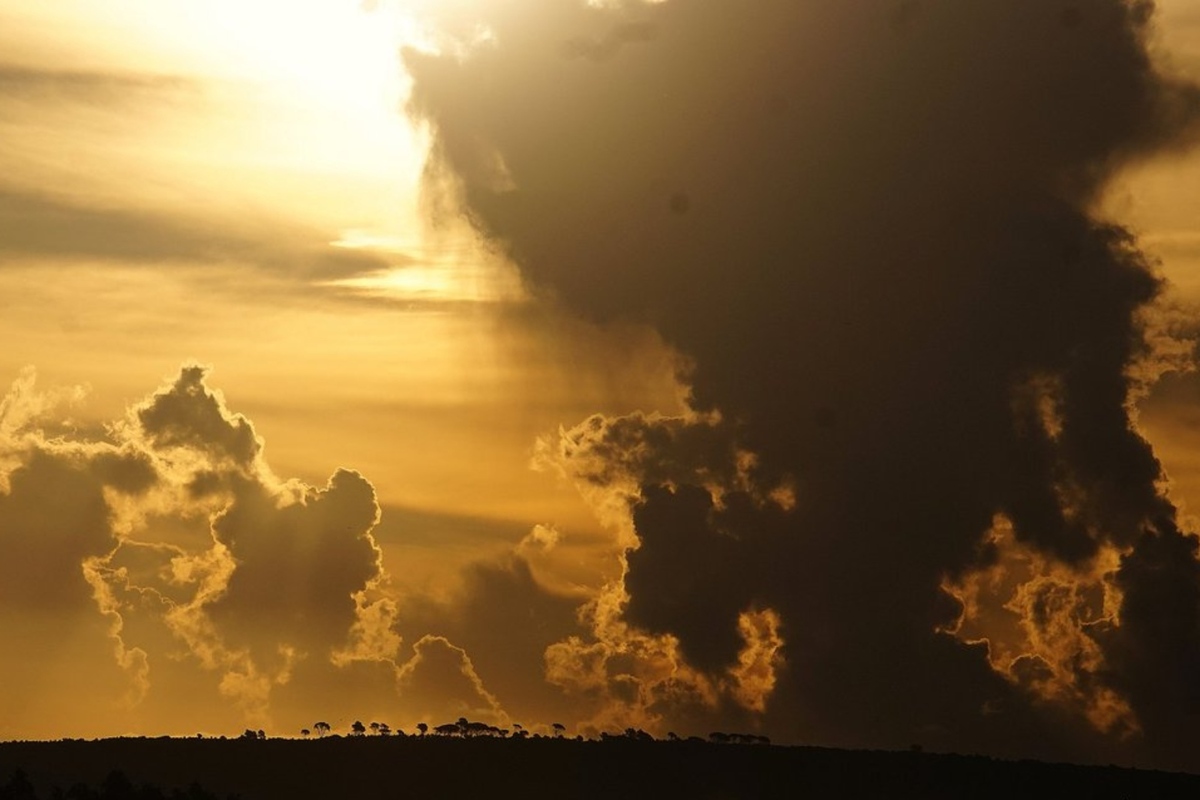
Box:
0;365;518;737
406;0;1200;769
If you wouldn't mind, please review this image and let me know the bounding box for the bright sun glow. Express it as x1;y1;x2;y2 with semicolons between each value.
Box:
327;231;527;303
159;0;422;179
177;0;411;113
150;0;498;303
41;0;433;214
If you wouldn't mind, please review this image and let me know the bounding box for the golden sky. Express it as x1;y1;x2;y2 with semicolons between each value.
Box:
0;0;687;586
3;0;1200;770
0;0;689;742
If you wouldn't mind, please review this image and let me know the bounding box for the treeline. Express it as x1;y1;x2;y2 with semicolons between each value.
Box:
294;716;558;740
286;716;768;745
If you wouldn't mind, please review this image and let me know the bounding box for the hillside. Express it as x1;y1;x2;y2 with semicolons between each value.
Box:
3;736;1199;799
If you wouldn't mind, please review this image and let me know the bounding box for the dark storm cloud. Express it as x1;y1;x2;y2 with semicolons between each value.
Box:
407;0;1200;768
1106;525;1200;766
562;21;657;62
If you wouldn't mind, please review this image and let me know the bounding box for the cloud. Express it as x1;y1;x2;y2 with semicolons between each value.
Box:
562;20;658;62
942;516;1138;736
395;552;583;726
0;359;690;738
0;369;154;613
0;366;401;733
135;365;262;472
0;186;398;284
407;0;1200;768
0;370;165;732
125;367;392;720
0;63;193;104
727;607;784;714
395;635;508;726
205;468;384;656
0;447;118;610
542;578;723;737
535;414;801;736
1105;524;1200;765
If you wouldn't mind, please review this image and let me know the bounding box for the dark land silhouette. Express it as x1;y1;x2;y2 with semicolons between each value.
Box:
3;735;1199;799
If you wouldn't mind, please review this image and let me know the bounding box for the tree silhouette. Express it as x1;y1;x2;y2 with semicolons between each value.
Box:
314;721;331;738
378;723;391;736
464;721;496;737
552;723;565;738
100;770;134;798
416;722;428;737
351;720;366;737
0;769;35;800
369;722;380;736
301;728;311;738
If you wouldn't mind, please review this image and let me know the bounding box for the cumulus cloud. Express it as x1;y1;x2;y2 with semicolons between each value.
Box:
0;448;122;610
394;635;508;726
407;0;1200;768
942;516;1137;736
391;551;583;728
0;371;161;734
1;363;625;738
535;413;795;734
126;367;394;721
135;365;262;473
0;365;406;733
205;468;384;652
543;584;721;736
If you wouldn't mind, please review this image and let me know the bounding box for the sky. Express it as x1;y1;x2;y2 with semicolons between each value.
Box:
3;0;1200;773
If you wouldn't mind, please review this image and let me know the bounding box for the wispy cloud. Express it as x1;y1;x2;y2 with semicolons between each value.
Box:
0;63;194;103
